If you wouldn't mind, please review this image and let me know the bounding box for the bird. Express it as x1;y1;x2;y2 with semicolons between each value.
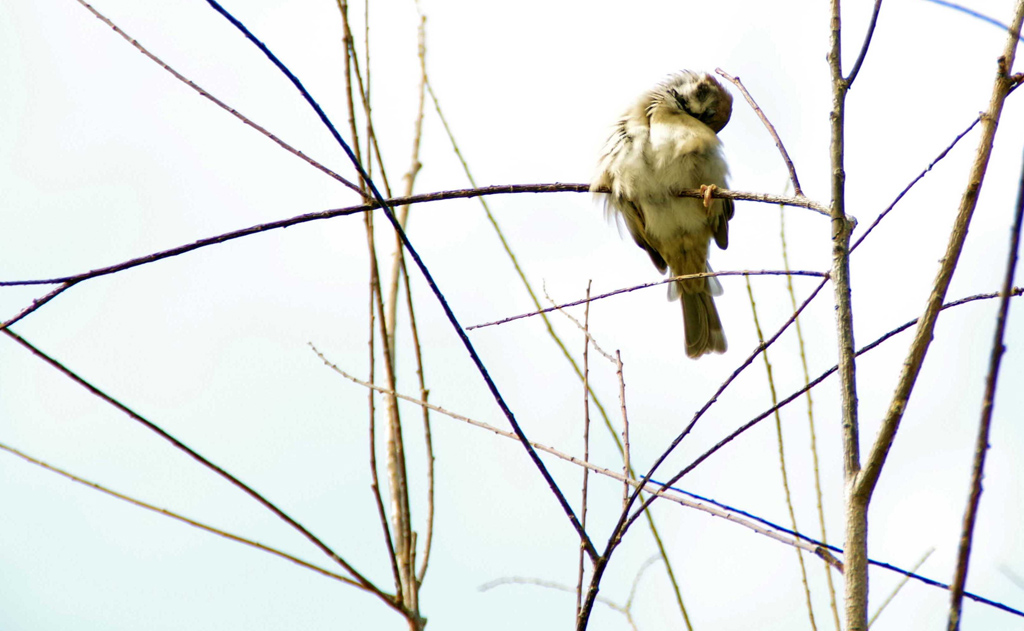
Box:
591;70;735;358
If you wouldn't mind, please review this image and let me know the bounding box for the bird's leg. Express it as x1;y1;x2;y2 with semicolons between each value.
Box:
699;184;717;210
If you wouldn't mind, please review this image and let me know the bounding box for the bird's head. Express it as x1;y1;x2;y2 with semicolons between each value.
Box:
656;71;733;133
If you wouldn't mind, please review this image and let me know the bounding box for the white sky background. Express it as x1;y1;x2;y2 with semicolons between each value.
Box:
1;0;1023;629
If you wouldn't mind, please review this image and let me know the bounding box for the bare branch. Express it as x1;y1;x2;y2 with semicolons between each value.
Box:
947;132;1024;631
745;278;818;630
313;339;1024;621
0;441;365;591
716;68;804;195
852;115;982;252
845;0;884;87
855;1;1024;505
73;0;361;193
468;269;828;331
2;328;397;610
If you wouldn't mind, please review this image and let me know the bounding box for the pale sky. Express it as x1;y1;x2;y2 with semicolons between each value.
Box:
2;1;1023;629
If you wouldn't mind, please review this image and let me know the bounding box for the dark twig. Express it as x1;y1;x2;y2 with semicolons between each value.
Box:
577;276;830;629
319;327;1024;621
1;328;396;609
0;185;822;290
634;287;1024;529
468;270;828;330
656;483;1024;619
620;278;830;526
73;0;361;194
852;115;982;251
845;0;884;87
715;68;804;196
947;143;1024;631
202;0;597;561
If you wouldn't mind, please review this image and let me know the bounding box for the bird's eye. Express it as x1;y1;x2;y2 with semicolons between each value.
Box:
695;83;710;101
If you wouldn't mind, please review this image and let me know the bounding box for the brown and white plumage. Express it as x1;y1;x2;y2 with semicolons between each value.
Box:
591;71;735;358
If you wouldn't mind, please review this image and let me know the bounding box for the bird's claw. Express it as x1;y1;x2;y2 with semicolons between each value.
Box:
699;184;717;210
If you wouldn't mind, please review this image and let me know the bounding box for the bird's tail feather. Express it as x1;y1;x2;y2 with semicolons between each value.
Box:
681;292;727;358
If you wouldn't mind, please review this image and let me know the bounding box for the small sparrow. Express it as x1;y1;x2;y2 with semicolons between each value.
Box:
591;71;735;358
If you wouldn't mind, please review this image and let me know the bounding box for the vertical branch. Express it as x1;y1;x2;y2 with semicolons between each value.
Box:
616;351;630;510
384;11;428;358
745;277;818;631
407;267;436;587
368;233;402;595
338;0;414;616
782;204;842;631
827;1;867;628
947;142;1024;630
855;0;1024;504
576;281;593;617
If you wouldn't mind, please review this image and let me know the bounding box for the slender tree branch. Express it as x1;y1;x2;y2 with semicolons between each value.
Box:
2;328;397;610
576;282;593;618
855;1;1024;504
313;340;1024;621
871;549;934;626
577;275;831;629
781;201;841;631
0;441;366;590
845;0;884;87
72;0;360;193
0;186;821;336
468;270;828;330
405;256;436;587
716;68;804;195
851;115;982;251
745;278;818;630
947;142;1024;631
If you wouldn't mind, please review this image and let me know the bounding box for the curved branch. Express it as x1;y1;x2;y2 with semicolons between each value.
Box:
716;68;804;196
845;0;884;87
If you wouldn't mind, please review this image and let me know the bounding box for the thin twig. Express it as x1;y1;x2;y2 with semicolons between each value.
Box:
204;0;597;563
312;341;1024;620
947;137;1024;631
481;577;631;626
622;277;830;531
782;201;842;631
870;549;935;627
1;328;397;610
577;275;832;629
845;0;884;87
335;0;403;604
0;190;821;290
0;441;367;589
406;258;435;587
851;115;982;252
468;269;828;331
651;288;1024;517
716;68;804;195
541;285;693;628
338;0;415;613
616;351;630;511
576;281;592;618
73;0;360;193
383;13;428;363
745;277;818;630
854;2;1024;505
